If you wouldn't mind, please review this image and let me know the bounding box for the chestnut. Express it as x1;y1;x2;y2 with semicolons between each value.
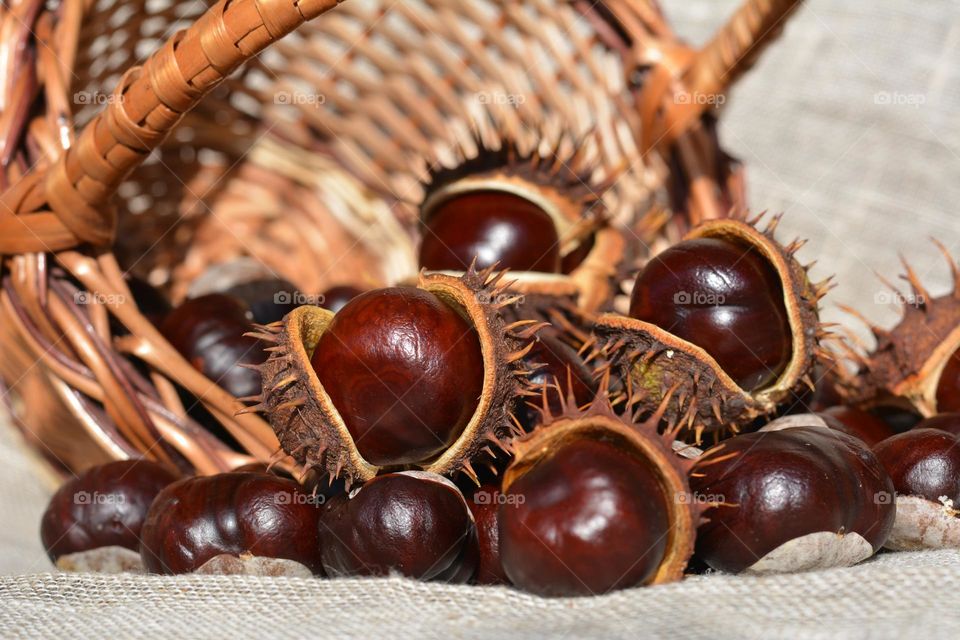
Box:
629;237;791;391
500;438;676;596
40;459;178;572
595;217;824;438
160;294;267;398
914;412;960;435
223;277;299;324
320;284;365;313
874;427;960;550
693;420;895;574
318;471;477;582
819;406;896;447
310;287;484;466
937;349;960;412
419;190;561;273
518;331;596;431
139;472;322;575
259;269;534;484
497;397;698;597
466;483;509;585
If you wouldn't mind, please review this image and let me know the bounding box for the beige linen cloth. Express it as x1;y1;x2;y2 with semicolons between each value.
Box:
2;1;959;638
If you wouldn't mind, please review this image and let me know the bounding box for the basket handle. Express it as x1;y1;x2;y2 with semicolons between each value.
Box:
0;0;343;253
642;0;802;151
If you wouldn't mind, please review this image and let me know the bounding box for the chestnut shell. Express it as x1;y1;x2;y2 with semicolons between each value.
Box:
693;426;895;573
140;472;323;575
318;472;476;581
41;459;178;563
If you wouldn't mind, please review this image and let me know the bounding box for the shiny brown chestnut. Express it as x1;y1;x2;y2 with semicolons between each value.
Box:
873;426;960;550
419;191;561;273
223;278;299;324
160;294;267;399
320;285;365;313
318;471;476;582
40;459;178;572
258;268;535;484
497;395;699;597
693;420;895;574
466;483;509;585
500;439;674;596
629;237;792;391
140;472;322;576
819;406;896;447
596;217;826;439
310;287;485;467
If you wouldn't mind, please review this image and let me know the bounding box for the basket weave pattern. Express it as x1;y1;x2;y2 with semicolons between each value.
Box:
0;0;799;474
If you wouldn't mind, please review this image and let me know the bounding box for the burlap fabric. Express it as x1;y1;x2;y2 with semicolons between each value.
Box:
2;1;959;638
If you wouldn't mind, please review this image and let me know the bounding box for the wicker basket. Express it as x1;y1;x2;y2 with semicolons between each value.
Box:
0;0;801;476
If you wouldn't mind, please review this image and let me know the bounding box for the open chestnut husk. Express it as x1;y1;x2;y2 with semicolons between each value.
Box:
595;214;829;440
497;392;701;596
417;135;628;314
318;471;477;582
253;266;539;484
845;244;960;417
873;416;960;550
139;472;322;576
692;415;895;574
40;459;179;572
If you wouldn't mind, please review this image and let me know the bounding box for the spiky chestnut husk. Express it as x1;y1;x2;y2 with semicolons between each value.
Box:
498;388;706;595
418;134;627;315
841;243;960;417
250;266;539;486
594;214;830;440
